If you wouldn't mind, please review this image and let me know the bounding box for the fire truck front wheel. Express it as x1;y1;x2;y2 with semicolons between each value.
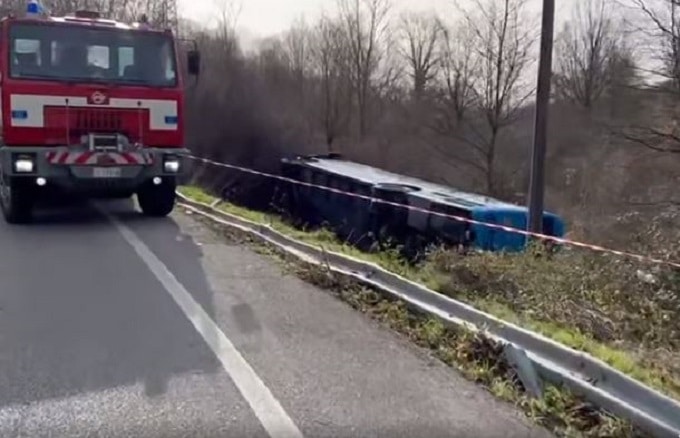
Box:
0;179;34;224
137;178;176;217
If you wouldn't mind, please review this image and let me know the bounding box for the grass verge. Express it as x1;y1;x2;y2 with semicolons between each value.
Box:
177;185;680;403
181;198;646;438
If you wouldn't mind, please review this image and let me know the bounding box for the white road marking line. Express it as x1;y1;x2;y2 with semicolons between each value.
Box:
104;210;304;438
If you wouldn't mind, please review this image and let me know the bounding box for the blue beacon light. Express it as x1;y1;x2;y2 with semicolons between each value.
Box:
26;0;41;17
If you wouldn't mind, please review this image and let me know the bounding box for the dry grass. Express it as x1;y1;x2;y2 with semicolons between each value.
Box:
178;185;680;402
185;205;645;438
426;246;680;399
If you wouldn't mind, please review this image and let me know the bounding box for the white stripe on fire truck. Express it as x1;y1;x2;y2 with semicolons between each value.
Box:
9;94;178;130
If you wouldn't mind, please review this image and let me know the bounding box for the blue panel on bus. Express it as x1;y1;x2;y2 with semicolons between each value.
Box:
471;207;566;252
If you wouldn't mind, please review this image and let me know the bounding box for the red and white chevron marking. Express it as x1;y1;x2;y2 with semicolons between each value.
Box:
45;151;153;166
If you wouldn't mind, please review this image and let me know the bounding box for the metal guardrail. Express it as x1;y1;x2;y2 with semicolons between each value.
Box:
176;193;680;438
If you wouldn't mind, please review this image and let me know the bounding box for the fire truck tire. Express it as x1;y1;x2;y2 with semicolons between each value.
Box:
137;179;176;217
1;180;34;224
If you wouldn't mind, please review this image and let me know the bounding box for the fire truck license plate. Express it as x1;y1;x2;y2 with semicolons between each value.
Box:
92;167;122;178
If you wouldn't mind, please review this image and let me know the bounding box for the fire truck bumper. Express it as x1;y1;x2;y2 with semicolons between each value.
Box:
0;147;189;197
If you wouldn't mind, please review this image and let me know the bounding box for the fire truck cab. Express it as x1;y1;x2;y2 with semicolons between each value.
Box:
0;2;200;223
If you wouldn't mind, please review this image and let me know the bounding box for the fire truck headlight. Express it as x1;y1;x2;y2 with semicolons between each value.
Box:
163;157;180;173
14;157;35;173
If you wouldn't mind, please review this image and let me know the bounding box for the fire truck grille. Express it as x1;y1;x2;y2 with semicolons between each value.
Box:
44;107;143;136
76;109;121;131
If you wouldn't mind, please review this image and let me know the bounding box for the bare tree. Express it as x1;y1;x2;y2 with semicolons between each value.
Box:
613;0;680;154
620;120;680;153
554;0;621;109
455;0;536;194
142;0;178;31
398;11;444;99
310;16;353;150
627;0;680;89
337;0;392;139
41;0;143;20
283;17;311;98
212;0;241;56
436;21;479;126
425;20;479;177
166;0;678;248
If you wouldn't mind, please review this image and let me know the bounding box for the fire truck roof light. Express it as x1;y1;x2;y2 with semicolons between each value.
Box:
26;0;41;17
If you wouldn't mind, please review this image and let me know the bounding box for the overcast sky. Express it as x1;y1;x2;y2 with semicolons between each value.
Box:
178;0;568;41
175;0;660;84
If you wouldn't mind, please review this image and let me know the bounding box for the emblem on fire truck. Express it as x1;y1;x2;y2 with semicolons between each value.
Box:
89;91;108;105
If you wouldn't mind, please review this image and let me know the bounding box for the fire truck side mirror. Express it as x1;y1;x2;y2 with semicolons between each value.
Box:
187;50;200;76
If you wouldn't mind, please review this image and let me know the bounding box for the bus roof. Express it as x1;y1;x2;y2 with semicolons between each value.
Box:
283;155;528;211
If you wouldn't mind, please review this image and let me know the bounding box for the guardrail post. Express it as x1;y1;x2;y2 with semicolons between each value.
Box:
504;344;543;399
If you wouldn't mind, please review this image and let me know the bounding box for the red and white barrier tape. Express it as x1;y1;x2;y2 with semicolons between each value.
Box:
185;154;680;269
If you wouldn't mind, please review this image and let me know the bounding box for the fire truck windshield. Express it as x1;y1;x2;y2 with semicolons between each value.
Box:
9;23;177;88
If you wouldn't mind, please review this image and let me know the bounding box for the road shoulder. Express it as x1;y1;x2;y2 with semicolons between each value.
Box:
172;210;553;438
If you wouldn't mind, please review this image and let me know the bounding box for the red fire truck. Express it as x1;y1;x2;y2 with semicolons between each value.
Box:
0;3;200;223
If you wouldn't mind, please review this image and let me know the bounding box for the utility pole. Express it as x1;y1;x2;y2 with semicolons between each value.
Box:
527;0;555;235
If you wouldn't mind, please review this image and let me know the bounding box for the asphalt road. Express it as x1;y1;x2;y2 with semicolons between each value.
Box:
0;199;552;438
